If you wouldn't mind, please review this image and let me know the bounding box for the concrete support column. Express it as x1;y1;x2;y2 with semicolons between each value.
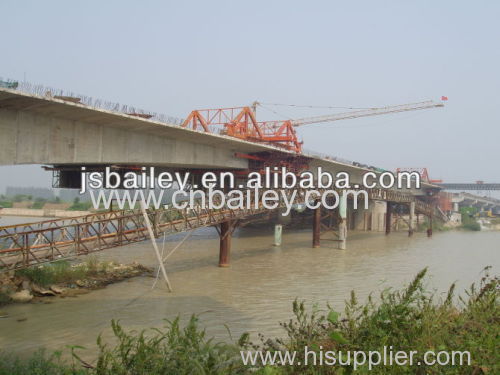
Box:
312;204;321;248
427;215;433;238
219;221;232;267
338;219;347;250
385;202;392;235
274;224;282;246
338;194;347;250
408;201;415;236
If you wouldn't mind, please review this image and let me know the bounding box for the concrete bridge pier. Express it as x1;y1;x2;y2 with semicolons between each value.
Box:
218;220;235;267
408;201;415;236
427;215;433;238
338;219;347;250
312;203;321;248
385;202;392;235
338;194;347;250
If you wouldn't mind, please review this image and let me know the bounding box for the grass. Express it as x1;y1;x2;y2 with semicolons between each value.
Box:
0;200;13;208
14;257;104;288
461;215;481;231
0;351;86;375
69;202;92;211
0;268;498;374
417;217;450;232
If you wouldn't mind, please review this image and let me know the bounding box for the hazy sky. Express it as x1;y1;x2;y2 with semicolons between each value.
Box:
0;1;499;194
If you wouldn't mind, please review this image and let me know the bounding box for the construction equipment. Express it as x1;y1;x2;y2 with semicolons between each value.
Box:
395;168;443;184
182;100;445;153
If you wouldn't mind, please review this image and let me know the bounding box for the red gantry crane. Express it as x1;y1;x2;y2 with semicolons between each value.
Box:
182;99;446;153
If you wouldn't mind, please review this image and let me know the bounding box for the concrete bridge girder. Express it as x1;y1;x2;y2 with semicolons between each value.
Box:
0;108;248;169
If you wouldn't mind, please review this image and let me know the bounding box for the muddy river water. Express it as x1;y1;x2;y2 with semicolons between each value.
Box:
0;216;499;357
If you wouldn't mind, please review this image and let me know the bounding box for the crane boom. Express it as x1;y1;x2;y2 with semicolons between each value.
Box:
182;99;445;153
291;100;444;127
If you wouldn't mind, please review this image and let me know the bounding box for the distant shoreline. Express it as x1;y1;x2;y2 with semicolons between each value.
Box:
0;207;91;218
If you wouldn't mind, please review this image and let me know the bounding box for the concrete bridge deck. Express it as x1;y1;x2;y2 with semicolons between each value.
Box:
0;86;437;196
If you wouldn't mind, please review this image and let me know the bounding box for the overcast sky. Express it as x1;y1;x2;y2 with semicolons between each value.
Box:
0;1;499;194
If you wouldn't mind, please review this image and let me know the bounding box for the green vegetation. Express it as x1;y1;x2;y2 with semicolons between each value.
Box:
253;267;498;374
12;194;32;202
0;268;498;374
87;315;246;374
69;198;92;211
0;351;85;375
0;194;91;210
32;197;48;209
417;217;450;232
14;258;103;288
0;200;12;208
460;207;481;231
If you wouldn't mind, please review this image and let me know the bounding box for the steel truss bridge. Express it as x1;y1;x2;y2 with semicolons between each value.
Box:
437;183;500;191
0;188;439;272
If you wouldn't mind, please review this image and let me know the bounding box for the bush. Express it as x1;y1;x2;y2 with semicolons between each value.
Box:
254;267;499;374
76;315;247;375
461;210;481;231
0;350;85;375
15;261;88;287
461;220;481;231
0;201;12;208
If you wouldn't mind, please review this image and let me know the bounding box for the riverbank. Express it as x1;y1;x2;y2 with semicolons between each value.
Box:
0;207;91;218
0;268;497;374
0;259;152;308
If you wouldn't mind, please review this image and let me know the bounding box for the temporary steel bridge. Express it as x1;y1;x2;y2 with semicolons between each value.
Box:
0;188;439;272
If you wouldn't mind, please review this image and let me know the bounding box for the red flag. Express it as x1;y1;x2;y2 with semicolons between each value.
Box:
441;96;448;101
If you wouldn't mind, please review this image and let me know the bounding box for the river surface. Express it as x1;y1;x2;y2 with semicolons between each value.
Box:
0;216;499;358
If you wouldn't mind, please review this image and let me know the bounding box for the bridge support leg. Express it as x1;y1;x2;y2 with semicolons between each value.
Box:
427;215;433;238
385;202;392;235
312;204;321;248
274;224;282;246
408;201;415;236
338;194;347;250
338;219;347;250
219;220;233;267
